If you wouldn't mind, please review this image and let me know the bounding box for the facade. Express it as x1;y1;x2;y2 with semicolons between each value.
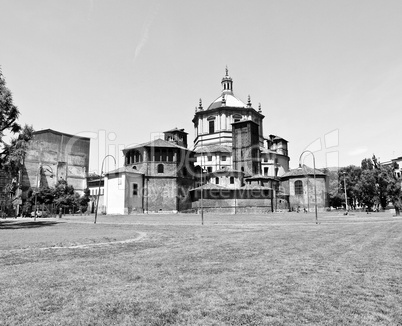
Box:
281;165;328;211
22;129;90;196
382;156;402;178
104;129;195;214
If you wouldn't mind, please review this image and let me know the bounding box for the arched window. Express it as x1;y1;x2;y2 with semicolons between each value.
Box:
295;180;303;195
157;164;164;174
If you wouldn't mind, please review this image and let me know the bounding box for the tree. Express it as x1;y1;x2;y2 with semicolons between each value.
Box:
339;165;362;210
2;125;34;182
385;166;402;216
0;68;22;165
356;169;378;210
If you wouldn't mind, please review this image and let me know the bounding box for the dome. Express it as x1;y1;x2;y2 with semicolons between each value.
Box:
207;93;247;110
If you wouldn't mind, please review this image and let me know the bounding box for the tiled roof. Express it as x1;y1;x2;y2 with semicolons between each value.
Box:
104;166;144;176
164;127;187;134
281;165;326;178
190;183;228;191
194;144;232;153
123;138;190;153
244;175;279;181
240;184;272;190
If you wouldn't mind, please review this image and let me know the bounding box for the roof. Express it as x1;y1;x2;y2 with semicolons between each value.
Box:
239;184;272;190
33;129;91;141
244;175;279;181
104;166;144;176
267;134;288;142
123;138;191;153
164;127;188;134
190;183;229;191
281;165;326;178
207;93;247;110
194;144;232;153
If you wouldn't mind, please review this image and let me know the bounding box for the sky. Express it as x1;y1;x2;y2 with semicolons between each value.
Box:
1;0;402;173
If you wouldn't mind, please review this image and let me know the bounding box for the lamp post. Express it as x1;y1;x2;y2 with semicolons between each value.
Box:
200;165;204;225
94;155;116;224
34;164;53;222
299;150;318;224
342;172;348;212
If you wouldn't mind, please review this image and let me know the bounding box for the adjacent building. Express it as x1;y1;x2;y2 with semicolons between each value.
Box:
22;129;90;196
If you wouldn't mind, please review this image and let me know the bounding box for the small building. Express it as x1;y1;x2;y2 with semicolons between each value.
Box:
104;129;195;214
281;165;328;211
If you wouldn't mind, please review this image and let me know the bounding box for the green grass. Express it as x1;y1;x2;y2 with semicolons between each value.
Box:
1;212;401;325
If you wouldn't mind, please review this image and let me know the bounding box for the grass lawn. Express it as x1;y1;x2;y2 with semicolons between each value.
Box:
1;212;401;325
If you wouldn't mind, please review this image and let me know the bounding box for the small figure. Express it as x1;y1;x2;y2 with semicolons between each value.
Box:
303;207;307;213
297;206;300;213
58;207;62;218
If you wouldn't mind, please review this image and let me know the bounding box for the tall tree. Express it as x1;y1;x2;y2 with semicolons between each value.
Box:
0;68;22;165
385;163;402;216
2;125;34;181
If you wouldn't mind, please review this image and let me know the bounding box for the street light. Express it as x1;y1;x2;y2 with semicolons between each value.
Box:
299;150;318;224
34;164;53;222
94;155;116;224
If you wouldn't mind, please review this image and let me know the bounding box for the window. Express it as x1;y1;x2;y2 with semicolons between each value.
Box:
157;164;164;173
230;177;234;184
132;183;138;196
208;156;212;161
215;177;219;184
233;114;242;123
209;120;215;134
221;155;227;161
295;180;303;195
264;167;268;176
207;167;212;173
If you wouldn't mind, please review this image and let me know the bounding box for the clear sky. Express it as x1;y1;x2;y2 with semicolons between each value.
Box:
1;0;402;173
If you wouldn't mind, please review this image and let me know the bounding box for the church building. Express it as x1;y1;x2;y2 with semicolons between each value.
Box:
103;68;328;214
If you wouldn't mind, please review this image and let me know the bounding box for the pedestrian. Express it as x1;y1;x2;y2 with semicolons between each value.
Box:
58;207;62;218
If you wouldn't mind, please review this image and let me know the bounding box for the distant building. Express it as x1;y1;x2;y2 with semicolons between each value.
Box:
382;156;402;178
22;129;90;196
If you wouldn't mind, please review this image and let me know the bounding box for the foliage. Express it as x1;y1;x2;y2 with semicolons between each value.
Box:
26;180;90;213
2;125;34;180
383;162;402;215
356;168;378;210
0;68;22;165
